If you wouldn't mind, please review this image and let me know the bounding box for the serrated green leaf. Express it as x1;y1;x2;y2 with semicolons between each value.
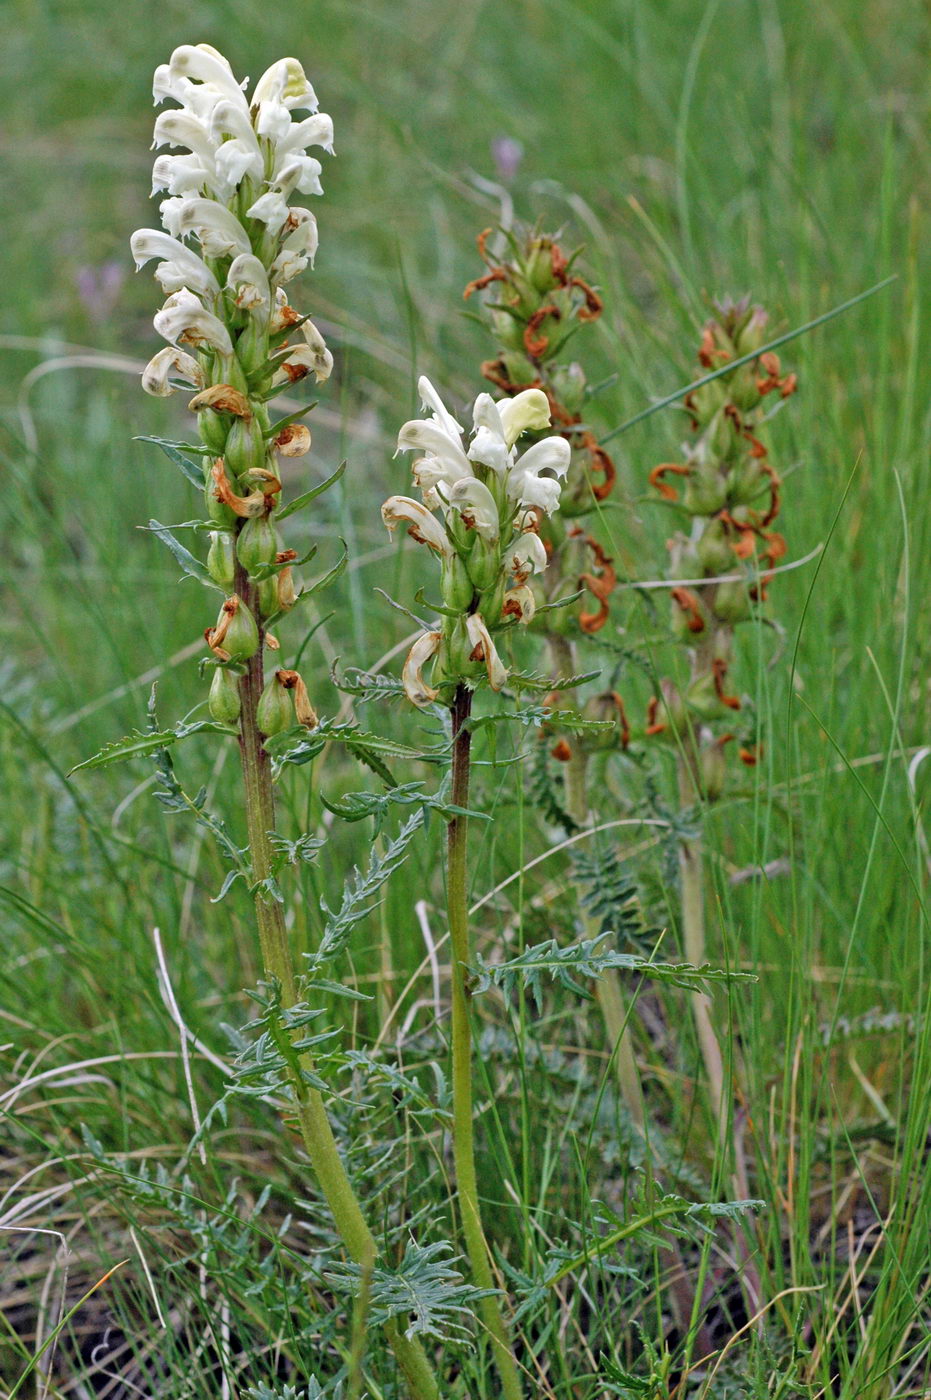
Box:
276;460;347;520
146;520;220;589
69;718;235;775
135;435;209;488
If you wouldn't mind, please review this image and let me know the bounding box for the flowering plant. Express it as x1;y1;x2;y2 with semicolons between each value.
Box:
384;376;569;705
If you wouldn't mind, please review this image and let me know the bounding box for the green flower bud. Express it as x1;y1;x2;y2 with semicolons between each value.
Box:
465;534;500;591
235;317;269;375
548;362;587;415
729;365;762;413
236;515;277;575
700;736;730;801
688;378;726;425
734;307;768;357
728;459;768;506
500;350;538;385
208;666;241;724
441;553;475;613
209;596;259;663
207;530;236;588
696;519;735;575
490;308;526;352
685;673;731;721
526;238;559;295
478;574;505;626
199;410;228;454
256;673;293;736
258;573;280;619
713;578;752;624
224;415;264;478
683;463;728;515
204;475;237;527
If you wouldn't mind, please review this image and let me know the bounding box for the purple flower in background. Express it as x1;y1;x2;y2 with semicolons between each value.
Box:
491;136;523;182
76;260;126;321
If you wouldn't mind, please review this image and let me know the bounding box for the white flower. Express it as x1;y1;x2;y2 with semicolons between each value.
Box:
269;210;319;283
402;631;442;708
270;327;333;386
497;388;551;447
153;109;218;168
502;585;536;624
153;288;233;355
246;190;292;236
465;613;508;691
467;387;551;474
130;229;220;297
274;155;325;199
507;436;571;511
141;346;204;397
397;380;473;491
174;198;252;258
226;254;270;313
504;531;548;583
468;395;512;474
275;113;335;157
151;153;209;197
445;478;499;541
381;497;454;558
155;44;248;112
253;57;318;112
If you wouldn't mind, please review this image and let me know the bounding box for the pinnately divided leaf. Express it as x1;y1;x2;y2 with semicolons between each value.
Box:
324;1240;493;1342
471;936;755;1009
308;808;425;972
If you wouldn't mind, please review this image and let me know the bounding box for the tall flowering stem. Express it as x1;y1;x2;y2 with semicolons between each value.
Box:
386;375;573;1399
131;45;440;1397
464;229;644;1124
640;297;798;1133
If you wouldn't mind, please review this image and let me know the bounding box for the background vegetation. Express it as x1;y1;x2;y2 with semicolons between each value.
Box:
2;0;930;1395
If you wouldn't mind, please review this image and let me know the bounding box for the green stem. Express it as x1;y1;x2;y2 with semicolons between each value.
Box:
448;685;524;1400
676;751;725;1136
548;634;644;1128
235;568;440;1400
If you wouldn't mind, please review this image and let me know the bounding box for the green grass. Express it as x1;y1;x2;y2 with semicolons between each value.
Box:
3;1;931;1396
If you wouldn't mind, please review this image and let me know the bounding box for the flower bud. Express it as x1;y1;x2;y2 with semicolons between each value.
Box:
207;595;259;663
683;462;728;515
490;309;526;352
465;534;500;591
236;515;278;574
696;518;734;575
208;666;241;723
700;735;732;801
207;530;236;588
478;574;506;626
198;409;228;454
500;350;537;385
204;477;238;527
224;415;265;478
548;361;587;415
685;673;732;721
735;307;768;356
256;673;294;735
258;574;280;618
441;553;475;612
713;578;752;624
